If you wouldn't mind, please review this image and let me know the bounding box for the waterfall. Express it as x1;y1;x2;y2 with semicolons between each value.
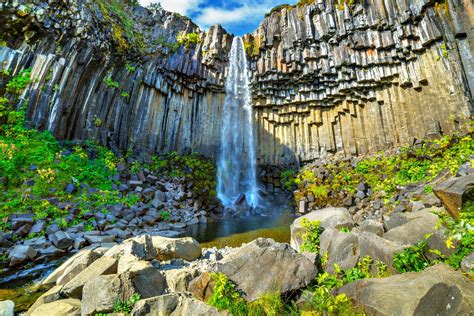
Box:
217;37;259;209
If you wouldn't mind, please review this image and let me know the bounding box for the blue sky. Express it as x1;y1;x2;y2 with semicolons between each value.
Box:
139;0;298;35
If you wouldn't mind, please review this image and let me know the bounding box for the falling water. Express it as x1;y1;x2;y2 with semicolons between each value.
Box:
217;37;259;209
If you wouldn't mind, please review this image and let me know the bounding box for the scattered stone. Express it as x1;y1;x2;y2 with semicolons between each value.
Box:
49;231;74;250
0;300;14;316
353;219;384;236
105;235;156;260
85;235;116;244
8;245;37;266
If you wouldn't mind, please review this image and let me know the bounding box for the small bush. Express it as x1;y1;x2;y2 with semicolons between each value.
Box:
300;219;324;253
176;32;202;49
113;293;141;313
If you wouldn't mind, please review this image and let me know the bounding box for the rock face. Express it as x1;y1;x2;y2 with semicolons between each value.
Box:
215;238;318;301
338;264;474;316
0;0;472;166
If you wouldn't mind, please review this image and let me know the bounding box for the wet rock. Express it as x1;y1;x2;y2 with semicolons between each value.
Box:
131;293;222;316
42;249;103;286
290;207;354;251
151;236;201;262
30;299;81;316
216;238;317;301
8;245;37;266
434;175;474;218
61;256;118;299
338;264;474;315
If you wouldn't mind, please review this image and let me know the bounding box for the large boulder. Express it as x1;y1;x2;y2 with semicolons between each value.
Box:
81;261;166;315
290;207;354;251
26;286;62;316
131;293;222;316
29;299;81;316
164;268;200;292
216;238;317;301
41;250;102;285
383;210;438;246
151;236;201;262
61;256;118;299
320;228;359;272
434;175;474;218
357;232;405;272
338;264;474;315
104;235;156;261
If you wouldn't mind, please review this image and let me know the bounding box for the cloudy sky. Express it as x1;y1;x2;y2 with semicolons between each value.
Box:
139;0;298;35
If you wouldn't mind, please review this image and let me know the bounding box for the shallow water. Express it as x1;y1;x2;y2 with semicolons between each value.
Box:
0;205;295;312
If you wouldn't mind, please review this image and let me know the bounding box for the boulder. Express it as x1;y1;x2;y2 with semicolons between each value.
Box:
384;210;438;246
131;293;222;316
41;249;102;285
290;207;354;251
105;235;156;260
434;175;474;218
81;262;166;315
320;228;359;272
338;264;474;315
30;299;81;316
61;256;118;299
357;232;405;272
151;236;201;261
216;238;317;301
188;272;215;302
0;300;14;316
164;268;200;292
26;286;62;316
8;245;37;266
48;231;73;250
461;252;473;274
353;220;384;236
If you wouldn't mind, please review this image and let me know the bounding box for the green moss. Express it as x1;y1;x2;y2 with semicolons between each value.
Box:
176;32;202;49
243;35;262;58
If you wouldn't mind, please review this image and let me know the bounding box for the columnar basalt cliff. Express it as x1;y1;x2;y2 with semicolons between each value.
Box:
246;0;473;165
0;0;472;166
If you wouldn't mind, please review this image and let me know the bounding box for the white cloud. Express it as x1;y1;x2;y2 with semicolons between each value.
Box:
139;0;203;15
195;0;279;29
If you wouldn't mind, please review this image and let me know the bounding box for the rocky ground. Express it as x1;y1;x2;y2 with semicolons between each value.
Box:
0;169;471;315
1;164;222;270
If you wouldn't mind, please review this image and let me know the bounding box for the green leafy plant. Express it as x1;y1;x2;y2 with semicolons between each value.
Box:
6;68;32;94
208;273;248;315
280;169;296;191
300;219;324;253
113;293;141;313
103;76;120;88
160;211;170;221
176;32;202;49
393;240;432;273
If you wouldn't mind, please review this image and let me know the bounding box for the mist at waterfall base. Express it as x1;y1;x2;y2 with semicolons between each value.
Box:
217;36;265;216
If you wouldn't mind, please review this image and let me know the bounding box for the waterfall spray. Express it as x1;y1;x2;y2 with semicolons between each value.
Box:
217;37;259;209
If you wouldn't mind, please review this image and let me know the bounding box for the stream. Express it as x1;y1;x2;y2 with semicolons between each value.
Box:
0;204;294;312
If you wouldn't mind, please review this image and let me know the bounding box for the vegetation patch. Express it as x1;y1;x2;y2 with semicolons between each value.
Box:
176;32;202;49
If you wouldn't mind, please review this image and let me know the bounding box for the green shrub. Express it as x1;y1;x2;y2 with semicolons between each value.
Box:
176;32;202;49
393;240;432;273
113;293;141;313
103;76;120;88
280;169;296;191
300;219;324;253
208;273;248;315
6;68;32;94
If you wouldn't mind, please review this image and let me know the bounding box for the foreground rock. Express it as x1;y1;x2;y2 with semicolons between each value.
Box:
290;208;354;251
131;293;222;316
0;300;14;316
338;264;474;315
30;299;81;316
216;238;317;301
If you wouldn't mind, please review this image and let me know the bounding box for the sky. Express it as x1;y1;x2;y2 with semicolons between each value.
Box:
139;0;298;35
